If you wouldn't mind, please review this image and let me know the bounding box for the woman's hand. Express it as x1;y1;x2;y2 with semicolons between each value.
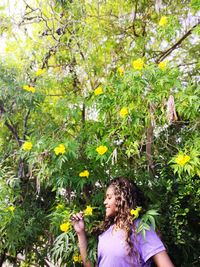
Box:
71;212;92;267
71;211;85;234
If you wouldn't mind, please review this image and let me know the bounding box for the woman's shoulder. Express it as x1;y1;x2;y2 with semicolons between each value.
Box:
99;224;113;238
133;220;166;263
135;218;140;228
133;218;159;241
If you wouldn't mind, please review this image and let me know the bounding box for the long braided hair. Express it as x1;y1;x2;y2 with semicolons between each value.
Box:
98;177;147;260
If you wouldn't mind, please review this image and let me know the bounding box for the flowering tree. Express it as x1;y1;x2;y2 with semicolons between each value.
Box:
0;0;199;266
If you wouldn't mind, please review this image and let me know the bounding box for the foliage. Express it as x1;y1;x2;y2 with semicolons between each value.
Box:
0;0;199;266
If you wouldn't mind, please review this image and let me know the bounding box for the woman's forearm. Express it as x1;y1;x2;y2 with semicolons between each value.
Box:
153;251;174;267
77;231;92;267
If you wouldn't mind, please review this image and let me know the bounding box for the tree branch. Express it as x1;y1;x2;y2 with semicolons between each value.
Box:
157;21;200;63
0;250;7;267
4;120;22;146
0;103;22;146
82;103;86;125
23;109;31;140
146;104;155;174
132;0;139;37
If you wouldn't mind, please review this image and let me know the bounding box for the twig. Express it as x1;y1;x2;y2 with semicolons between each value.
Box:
23;109;31;140
177;61;198;67
157;21;200;63
0;103;21;146
132;0;139;37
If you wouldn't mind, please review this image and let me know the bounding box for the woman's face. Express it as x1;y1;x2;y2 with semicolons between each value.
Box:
104;186;116;217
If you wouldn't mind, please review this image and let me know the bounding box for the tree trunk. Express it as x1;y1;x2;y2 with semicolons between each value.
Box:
0;251;6;267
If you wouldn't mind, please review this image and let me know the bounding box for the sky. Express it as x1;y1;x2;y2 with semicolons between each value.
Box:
0;0;27;54
2;0;25;16
0;0;22;50
0;1;199;57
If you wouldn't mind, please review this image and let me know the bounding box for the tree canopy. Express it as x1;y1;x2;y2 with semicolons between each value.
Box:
0;0;199;266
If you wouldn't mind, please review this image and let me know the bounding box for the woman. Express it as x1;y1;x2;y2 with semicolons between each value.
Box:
71;177;174;267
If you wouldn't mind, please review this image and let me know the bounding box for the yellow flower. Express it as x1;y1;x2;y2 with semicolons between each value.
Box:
84;205;93;216
158;61;167;70
159;16;168;27
29;86;35;93
22;141;33;151
5;46;12;53
23;85;30;91
23;85;35;93
175;154;190;167
56;204;64;210
54;144;66;155
73;254;82;263
60;222;70;232
132;58;144;70
130;207;142;219
117;67;125;76
8;206;15;212
94;87;103;96
96;145;108;156
79;170;90;178
119;107;128;118
35;68;46;76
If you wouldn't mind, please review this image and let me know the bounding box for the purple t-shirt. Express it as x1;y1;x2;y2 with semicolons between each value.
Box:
97;223;165;267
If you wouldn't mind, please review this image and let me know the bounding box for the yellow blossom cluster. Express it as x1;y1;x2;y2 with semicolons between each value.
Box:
130;207;142;219
94;87;103;95
56;204;64;210
132;58;144;70
175;154;190;167
54;144;66;155
22;141;33;151
96;145;108;156
23;85;35;93
60;222;70;232
84;205;93;216
79;170;90;178
119;107;128;118
159;16;168;27
35;68;46;76
8;206;15;212
117;67;125;76
73;254;82;263
158;61;167;70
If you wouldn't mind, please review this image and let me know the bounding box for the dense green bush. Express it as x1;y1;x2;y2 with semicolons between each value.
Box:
0;0;199;266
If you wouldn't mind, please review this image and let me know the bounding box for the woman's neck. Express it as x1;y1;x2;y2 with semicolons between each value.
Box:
114;221;123;229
